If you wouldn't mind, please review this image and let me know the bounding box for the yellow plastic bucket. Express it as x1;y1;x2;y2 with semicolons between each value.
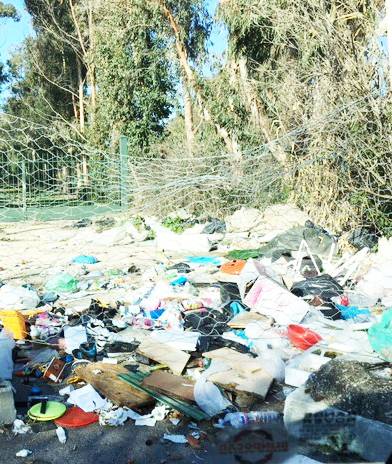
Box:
0;310;28;339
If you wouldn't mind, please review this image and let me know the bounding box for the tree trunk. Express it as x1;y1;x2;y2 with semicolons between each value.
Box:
88;0;97;114
182;78;194;155
386;0;392;90
76;58;85;133
237;58;287;163
69;0;95;120
154;0;241;158
71;93;78;122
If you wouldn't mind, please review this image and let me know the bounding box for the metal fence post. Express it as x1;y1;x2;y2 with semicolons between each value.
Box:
21;159;27;218
119;135;129;209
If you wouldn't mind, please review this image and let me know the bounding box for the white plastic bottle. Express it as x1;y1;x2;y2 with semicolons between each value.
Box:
223;410;281;428
0;329;15;380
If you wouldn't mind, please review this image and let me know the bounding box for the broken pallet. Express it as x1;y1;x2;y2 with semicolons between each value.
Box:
74;362;152;409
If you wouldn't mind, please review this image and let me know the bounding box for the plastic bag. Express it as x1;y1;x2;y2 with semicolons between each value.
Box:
194;377;231;417
72;255;98;264
0;285;40;310
368;309;392;361
253;348;285;382
291;275;343;301
202;218;226;234
45;273;79;293
0;330;15;379
291;274;343;320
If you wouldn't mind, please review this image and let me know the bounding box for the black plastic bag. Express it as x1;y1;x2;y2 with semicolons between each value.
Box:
202;218;226;234
348;227;379;250
291;274;343;320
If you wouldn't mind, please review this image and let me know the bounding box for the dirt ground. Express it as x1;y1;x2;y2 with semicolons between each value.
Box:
0;217;364;464
0;217;156;289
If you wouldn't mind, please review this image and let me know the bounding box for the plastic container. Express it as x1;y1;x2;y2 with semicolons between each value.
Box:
55;406;99;428
0;329;15;379
221;260;246;275
0;310;27;339
0;380;16;425
287;324;322;350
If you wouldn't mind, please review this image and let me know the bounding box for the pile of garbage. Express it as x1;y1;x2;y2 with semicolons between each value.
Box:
1;204;392;462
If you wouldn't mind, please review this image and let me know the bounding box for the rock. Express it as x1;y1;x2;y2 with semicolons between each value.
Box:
125;223;149;242
284;385;392;462
305;359;392;425
225;207;264;233
260;204;309;236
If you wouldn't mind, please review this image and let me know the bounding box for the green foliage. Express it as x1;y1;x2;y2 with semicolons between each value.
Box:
131;215;155;240
164;0;212;63
3;0;84;125
0;0;390;237
217;0;272;66
4;37;78;122
0;1;19;90
92;1;175;152
162;216;188;233
0;1;19;20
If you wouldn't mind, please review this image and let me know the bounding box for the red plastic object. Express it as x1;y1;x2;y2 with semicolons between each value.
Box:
340;295;349;306
54;406;99;428
287;324;322;350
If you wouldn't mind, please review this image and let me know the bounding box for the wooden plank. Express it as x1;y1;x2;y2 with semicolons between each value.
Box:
202;348;262;374
142;371;195;403
137;337;190;375
74;362;152;408
228;311;270;329
119;372;209;421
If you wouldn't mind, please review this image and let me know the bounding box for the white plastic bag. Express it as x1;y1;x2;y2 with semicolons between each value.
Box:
255;349;286;382
194;376;231;417
0;285;39;310
0;330;15;380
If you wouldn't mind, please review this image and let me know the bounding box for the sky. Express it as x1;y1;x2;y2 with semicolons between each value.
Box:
0;0;33;64
0;0;227;67
206;0;228;57
0;0;228;106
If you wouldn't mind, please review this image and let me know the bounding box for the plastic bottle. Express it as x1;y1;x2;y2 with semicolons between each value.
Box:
223;410;282;428
0;329;15;380
56;426;67;444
